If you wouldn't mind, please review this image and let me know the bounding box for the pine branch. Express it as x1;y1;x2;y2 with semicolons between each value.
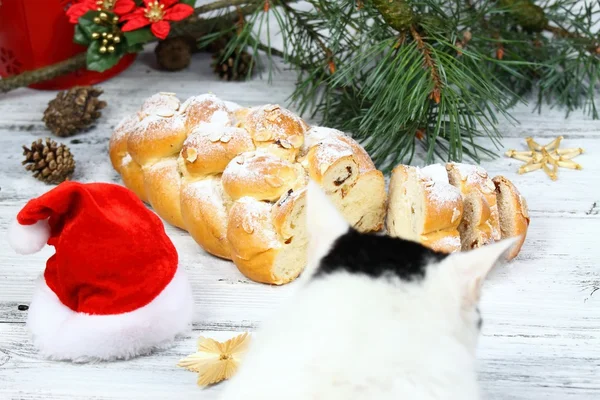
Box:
410;25;442;103
279;2;333;62
193;0;260;14
0;53;87;94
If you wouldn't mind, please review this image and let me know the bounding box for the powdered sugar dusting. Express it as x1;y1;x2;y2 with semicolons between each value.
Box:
181;93;219;109
312;141;354;171
140;92;180;116
111;113;140;142
453;162;489;188
232;197;281;249
425;182;461;206
302;126;345;151
418;165;461;206
223;151;287;184
128;114;187;143
420;164;449;184
120;154;132;168
430;234;461;252
182;178;227;217
223;100;242;112
451;207;461;223
182;94;235;129
456;162;485;177
182;125;254;170
245;104;306;142
210;110;231;126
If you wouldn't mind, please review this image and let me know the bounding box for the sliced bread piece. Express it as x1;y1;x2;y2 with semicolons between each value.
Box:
446;163;501;250
492;175;530;260
386;164;463;253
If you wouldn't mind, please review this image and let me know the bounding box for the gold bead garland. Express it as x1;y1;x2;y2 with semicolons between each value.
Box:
89;11;122;54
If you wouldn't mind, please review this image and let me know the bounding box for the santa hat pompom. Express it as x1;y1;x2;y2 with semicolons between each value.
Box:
7;218;50;255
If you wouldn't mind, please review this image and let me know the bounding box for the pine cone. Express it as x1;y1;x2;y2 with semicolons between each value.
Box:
22;138;76;184
204;32;235;54
155;36;195;71
42;86;107;137
212;49;254;81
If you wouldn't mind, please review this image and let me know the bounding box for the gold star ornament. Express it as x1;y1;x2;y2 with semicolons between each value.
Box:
177;332;251;387
505;136;584;180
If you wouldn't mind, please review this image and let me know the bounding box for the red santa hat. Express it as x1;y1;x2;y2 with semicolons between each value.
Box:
6;181;194;362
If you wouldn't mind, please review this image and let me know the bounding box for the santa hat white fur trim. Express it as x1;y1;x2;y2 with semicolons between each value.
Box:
7;218;51;255
27;266;194;363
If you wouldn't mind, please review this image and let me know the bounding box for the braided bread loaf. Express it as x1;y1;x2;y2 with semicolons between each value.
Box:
109;92;386;285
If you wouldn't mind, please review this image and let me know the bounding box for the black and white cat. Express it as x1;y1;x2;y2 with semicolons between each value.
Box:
219;181;519;400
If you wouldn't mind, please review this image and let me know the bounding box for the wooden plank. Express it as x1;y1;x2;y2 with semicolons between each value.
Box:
0;315;597;399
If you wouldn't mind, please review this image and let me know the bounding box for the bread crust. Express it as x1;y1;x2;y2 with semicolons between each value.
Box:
222;151;307;202
109;93;387;285
237;104;307;161
109;114;148;203
227;198;284;284
272;187;307;241
418;167;463;235
446;163;501;249
180;94;238;130
127;114;188;166
143;157;185;229
118;156;148;204
301;141;360;192
492;175;530;260
180;176;232;259
139;92;182;117
387;164;462;253
420;229;462;253
180;125;255;177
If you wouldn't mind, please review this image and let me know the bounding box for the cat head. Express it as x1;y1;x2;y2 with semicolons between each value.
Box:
304;180;520;350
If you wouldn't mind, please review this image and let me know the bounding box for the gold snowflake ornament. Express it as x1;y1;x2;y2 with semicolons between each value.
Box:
505;136;584;180
177;332;251;387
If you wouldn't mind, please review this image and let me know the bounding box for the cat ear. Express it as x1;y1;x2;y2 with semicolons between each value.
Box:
305;180;350;272
449;237;520;305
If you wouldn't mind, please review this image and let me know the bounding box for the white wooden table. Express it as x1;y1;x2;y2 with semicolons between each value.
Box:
0;45;599;399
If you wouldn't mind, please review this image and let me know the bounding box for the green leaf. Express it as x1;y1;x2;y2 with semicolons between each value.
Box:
86;40;123;72
180;0;196;6
78;11;110;36
126;43;145;54
124;28;154;47
73;25;91;46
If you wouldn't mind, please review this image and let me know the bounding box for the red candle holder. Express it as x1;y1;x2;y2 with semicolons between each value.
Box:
0;0;136;90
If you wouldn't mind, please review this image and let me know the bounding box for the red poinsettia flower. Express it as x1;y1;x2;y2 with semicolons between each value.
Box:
121;0;194;40
66;0;136;24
